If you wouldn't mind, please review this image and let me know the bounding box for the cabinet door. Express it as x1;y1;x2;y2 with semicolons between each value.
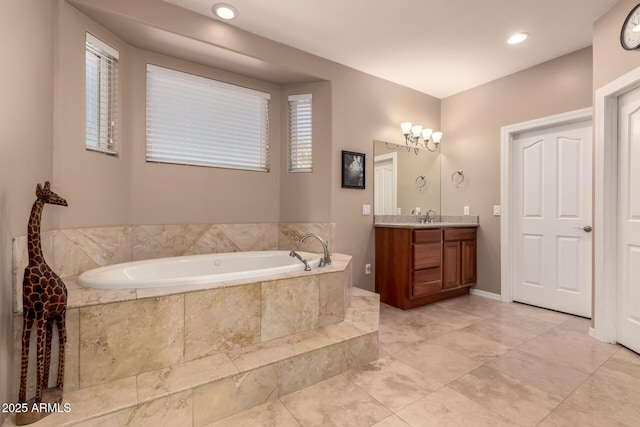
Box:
461;238;477;285
442;241;461;289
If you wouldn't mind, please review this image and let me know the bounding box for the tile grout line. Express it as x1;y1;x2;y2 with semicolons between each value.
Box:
460;303;624;427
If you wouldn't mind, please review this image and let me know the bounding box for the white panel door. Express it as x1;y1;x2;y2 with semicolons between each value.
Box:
374;153;397;215
617;87;640;353
513;121;592;317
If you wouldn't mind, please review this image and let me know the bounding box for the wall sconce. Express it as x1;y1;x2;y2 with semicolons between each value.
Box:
400;122;443;152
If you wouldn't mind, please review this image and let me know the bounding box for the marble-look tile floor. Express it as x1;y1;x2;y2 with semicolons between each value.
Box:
207;294;639;427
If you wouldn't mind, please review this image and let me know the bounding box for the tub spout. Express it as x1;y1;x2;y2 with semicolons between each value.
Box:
299;234;331;267
289;250;312;271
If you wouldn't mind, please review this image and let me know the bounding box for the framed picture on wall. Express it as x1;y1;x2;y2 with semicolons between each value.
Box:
341;150;365;189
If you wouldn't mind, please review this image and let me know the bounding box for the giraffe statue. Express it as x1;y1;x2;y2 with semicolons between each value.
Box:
17;181;68;425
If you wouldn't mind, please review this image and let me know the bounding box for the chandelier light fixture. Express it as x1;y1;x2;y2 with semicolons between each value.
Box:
400;122;443;152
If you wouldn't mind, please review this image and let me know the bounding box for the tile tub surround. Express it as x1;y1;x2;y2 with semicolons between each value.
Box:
12;222;335;313
3;288;378;427
12;254;352;395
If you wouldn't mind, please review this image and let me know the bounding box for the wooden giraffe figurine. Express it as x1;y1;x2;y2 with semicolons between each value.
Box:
17;181;68;425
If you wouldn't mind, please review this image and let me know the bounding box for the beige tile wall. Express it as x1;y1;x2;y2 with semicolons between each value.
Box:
10;221;341;400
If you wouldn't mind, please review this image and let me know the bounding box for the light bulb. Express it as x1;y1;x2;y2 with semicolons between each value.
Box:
212;3;238;20
507;32;529;45
400;122;412;134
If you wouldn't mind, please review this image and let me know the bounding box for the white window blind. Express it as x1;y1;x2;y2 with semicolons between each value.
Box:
146;64;271;172
85;33;119;154
288;93;313;172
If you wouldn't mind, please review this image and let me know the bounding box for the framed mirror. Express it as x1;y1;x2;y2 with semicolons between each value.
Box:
373;140;441;216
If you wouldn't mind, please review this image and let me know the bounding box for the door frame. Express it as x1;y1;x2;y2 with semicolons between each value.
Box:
593;67;640;344
500;107;593;304
374;152;398;215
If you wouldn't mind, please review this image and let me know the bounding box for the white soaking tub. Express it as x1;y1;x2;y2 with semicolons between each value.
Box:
77;250;320;289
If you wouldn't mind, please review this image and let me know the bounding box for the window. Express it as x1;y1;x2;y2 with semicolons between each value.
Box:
85;33;119;154
288;93;313;172
146;64;271;172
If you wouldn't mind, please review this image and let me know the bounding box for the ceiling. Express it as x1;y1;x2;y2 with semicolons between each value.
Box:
162;0;618;99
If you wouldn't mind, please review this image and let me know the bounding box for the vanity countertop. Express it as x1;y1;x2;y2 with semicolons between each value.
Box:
374;214;479;229
374;222;479;229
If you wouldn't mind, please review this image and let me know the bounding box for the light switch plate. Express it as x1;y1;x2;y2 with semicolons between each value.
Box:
493;205;501;216
362;204;371;215
464;206;470;215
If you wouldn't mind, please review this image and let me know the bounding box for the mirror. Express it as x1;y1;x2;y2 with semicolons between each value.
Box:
373;140;441;216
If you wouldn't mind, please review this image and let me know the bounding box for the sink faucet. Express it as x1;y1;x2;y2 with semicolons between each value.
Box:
423;209;437;224
300;234;332;267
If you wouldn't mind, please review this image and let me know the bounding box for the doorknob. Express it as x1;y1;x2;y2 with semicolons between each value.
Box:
575;225;592;232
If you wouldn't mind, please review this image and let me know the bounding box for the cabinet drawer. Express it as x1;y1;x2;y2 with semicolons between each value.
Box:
413;243;441;269
413;229;441;244
443;228;476;241
412;268;442;297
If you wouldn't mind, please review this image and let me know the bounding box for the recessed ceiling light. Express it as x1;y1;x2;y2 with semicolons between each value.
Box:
507;32;529;45
212;3;238;20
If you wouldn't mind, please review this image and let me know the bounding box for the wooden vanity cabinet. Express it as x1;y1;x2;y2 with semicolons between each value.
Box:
375;226;477;309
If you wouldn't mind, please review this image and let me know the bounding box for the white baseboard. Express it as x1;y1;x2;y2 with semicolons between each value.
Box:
589;326;616;344
469;288;502;301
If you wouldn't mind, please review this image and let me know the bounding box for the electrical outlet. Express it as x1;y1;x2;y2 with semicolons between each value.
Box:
365;264;372;274
362;204;371;215
464;206;470;215
493;205;501;216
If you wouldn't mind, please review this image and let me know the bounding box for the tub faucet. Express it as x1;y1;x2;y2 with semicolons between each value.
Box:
289;251;312;271
422;209;437;224
300;234;332;267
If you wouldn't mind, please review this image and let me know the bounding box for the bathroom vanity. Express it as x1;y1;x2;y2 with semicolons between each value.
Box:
374;222;478;309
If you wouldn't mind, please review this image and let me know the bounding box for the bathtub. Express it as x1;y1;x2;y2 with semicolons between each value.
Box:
77;250;321;290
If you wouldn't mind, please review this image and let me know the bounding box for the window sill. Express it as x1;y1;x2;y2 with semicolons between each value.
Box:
86;146;118;156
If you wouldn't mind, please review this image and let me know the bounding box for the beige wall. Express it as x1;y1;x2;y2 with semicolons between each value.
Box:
441;47;593;294
128;50;284;225
52;0;442;292
0;0;55;419
328;70;441;290
54;1;132;229
594;0;640;91
54;1;286;228
280;81;333;223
